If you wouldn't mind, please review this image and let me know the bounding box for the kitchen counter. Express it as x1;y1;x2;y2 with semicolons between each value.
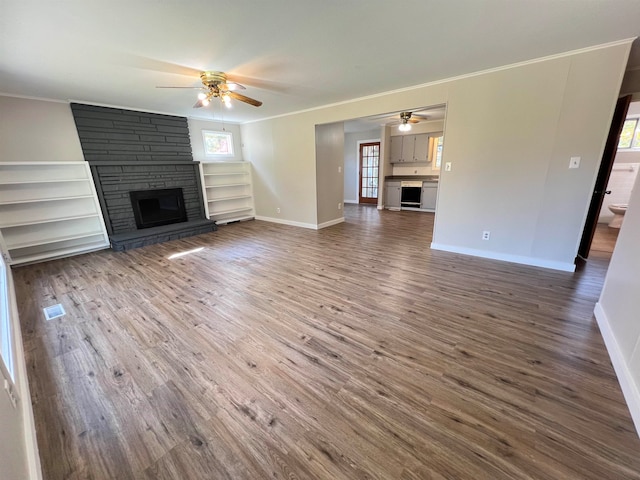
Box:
385;175;439;182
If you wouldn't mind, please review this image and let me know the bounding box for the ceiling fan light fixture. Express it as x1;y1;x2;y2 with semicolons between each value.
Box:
201;98;210;106
398;122;411;132
221;93;232;108
197;92;207;100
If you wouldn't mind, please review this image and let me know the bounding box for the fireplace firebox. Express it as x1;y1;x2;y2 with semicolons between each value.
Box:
130;188;188;229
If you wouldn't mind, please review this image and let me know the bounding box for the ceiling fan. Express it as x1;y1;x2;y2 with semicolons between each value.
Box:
397;112;427;131
157;71;263;108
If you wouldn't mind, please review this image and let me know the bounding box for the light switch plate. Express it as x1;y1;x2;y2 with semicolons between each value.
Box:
569;156;580;169
445;162;452;172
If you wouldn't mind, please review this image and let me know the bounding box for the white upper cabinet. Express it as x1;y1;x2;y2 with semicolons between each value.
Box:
389;133;441;163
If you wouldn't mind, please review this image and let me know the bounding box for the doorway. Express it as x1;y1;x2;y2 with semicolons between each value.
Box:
358;142;380;204
579;96;639;259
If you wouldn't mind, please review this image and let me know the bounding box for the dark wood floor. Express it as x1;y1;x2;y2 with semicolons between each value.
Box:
13;205;640;479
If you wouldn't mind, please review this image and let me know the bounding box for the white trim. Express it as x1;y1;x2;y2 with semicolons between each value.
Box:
356;139;381;206
430;243;576;272
255;216;318;230
243;38;636;125
594;302;640;437
343;199;358;204
6;258;43;478
255;215;345;230
317;217;345;229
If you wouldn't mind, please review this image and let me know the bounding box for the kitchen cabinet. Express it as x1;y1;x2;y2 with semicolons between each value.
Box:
389;133;437;163
421;181;438;210
385;181;401;209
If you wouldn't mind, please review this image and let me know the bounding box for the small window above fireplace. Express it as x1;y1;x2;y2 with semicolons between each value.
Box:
130;188;188;230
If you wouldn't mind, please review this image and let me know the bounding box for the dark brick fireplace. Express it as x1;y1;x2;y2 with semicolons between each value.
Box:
71;103;216;251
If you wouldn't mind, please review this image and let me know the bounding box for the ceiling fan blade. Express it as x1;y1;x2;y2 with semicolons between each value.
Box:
156;86;204;89
408;118;420;124
221;81;246;91
193;99;204;108
228;91;262;107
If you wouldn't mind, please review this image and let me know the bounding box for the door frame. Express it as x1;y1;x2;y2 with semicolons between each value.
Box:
356;139;381;204
577;95;632;260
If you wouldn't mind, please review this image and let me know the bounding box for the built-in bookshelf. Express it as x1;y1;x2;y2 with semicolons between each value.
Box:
199;162;255;224
0;162;109;265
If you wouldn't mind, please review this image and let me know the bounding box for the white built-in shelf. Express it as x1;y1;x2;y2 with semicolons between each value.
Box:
203;172;248;176
206;183;251;188
0;194;95;206
208;195;252;203
0;162;110;265
199;162;255;225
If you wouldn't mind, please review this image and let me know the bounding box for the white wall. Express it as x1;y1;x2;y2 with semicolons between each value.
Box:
596;163;640;434
0;96;84;162
241;41;631;271
188;118;243;162
316;123;345;226
343;129;380;203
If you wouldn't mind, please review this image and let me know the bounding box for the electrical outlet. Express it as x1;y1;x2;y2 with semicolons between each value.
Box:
338;166;342;173
569;156;580;169
276;207;281;214
338;202;342;210
482;231;490;240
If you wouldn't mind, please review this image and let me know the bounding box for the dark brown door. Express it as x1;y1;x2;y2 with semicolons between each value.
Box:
577;95;632;259
359;142;380;204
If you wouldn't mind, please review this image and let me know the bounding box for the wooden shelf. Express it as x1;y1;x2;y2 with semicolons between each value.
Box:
204;172;249;177
0;178;87;186
0;194;95;206
209;206;253;216
205;183;250;188
0;162;109;265
1;213;102;229
208;195;252;203
6;230;106;250
199;162;255;223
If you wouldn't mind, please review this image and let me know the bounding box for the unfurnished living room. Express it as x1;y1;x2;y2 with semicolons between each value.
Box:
2;2;640;479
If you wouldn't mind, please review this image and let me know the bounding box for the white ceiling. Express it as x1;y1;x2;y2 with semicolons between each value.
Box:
2;1;640;124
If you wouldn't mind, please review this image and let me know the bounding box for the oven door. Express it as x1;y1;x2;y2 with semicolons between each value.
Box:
401;181;422;207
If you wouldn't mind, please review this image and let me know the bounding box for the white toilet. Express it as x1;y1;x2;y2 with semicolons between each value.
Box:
608;203;628;228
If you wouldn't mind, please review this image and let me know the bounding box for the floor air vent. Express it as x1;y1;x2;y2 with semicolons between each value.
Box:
43;304;65;321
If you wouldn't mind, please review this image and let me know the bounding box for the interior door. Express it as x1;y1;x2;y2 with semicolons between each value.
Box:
359;142;380;204
577;95;632;259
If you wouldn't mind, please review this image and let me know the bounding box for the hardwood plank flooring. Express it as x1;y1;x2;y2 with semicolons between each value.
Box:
13;204;640;479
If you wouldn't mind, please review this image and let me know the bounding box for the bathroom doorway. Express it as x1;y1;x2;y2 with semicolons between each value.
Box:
579;96;640;259
578;95;631;259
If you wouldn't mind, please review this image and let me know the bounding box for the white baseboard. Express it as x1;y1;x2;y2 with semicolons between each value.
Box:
317;217;345;229
430;243;576;272
255;215;318;230
594;302;640;437
343;199;358;204
255;216;344;230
